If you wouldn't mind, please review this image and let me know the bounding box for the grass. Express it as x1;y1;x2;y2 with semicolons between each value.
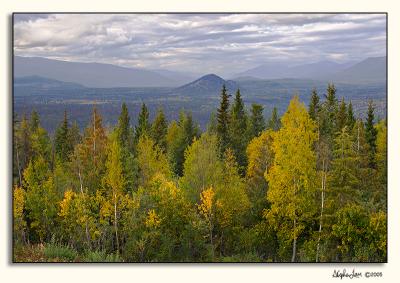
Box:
43;242;78;262
14;243;123;262
83;250;122;262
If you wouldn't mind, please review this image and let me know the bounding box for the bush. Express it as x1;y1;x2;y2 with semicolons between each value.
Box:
84;250;122;262
44;243;78;262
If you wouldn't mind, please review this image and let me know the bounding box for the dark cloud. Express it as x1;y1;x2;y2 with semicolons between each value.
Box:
13;13;386;76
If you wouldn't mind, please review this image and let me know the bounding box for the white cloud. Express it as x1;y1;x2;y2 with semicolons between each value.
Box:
13;13;386;76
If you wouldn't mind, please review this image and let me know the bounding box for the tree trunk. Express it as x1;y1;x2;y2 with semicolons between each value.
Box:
114;193;120;253
209;220;214;260
15;145;22;186
78;166;91;249
292;218;297;262
316;160;326;262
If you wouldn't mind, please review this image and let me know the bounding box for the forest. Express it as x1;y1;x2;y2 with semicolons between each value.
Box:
13;83;387;262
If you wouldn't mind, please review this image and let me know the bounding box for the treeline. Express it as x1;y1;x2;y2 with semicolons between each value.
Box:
13;83;386;262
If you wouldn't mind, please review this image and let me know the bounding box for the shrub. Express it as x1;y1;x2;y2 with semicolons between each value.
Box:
44;243;78;262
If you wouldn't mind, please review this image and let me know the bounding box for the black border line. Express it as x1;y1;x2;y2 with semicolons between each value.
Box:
11;12;389;264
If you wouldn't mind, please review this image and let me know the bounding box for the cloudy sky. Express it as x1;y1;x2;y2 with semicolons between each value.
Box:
14;13;386;76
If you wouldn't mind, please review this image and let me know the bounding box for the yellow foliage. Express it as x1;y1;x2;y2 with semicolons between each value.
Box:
145;209;161;229
58;190;76;218
197;187;215;221
14;186;25;219
13;186;27;239
246;130;274;187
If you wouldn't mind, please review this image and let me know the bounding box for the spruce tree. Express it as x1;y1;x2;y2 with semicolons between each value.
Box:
29;110;40;133
216;85;231;155
182;111;199;145
151;107;168;152
117;102;132;148
267;107;281;131
347;101;356;130
320;83;338;140
365;100;377;168
336;98;347;134
308;88;320;121
229;89;248;171
134;103;150;144
248;103;265;139
54;110;73;162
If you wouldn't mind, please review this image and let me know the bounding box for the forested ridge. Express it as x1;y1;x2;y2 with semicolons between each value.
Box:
13;83;387;262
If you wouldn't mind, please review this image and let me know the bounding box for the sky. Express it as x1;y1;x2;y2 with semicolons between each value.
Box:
13;13;386;77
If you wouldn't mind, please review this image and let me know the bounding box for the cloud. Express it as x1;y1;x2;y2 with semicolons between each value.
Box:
13;13;386;76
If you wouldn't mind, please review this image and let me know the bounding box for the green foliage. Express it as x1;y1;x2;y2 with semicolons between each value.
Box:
44;241;78;261
116;102;133;148
229;89;249;172
166;112;199;176
14;86;386;262
29;110;40;133
137;135;170;187
134;103;151;145
347;101;356;130
24;156;58;242
84;250;122;262
216;85;231;155
151;107;168;152
180;133;223;202
365;100;378;168
308;88;320;121
267;107;280;131
248;103;265;139
54;110;73;162
336;98;347;134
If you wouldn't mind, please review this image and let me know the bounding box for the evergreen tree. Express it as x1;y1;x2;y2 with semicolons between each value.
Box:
117;102;132;148
267;107;281;131
29;110;40;133
321;83;338;139
329;127;361;208
248;103;265;139
308;88;320;121
69;121;82;147
151;108;168;152
181;111;199;146
365;100;377;168
54;110;73;162
134;103;150;144
14;114;32;186
216;85;231;155
347;101;356;130
229;89;248;172
336;98;347;134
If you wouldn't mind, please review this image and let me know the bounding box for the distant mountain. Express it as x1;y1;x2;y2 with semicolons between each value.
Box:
235;62;289;79
14;75;84;89
152;69;198;86
176;74;238;95
235;60;350;80
14;56;179;88
326;56;386;84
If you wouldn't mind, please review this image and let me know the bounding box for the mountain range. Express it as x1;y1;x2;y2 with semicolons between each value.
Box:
14;55;386;88
14;56;192;88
